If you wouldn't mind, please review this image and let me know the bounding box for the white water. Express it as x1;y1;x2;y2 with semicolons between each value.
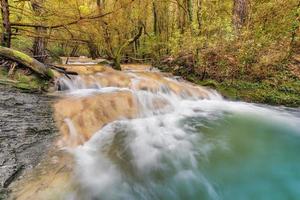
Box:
57;70;300;200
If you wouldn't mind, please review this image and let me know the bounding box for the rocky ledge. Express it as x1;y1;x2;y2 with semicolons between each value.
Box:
0;85;57;199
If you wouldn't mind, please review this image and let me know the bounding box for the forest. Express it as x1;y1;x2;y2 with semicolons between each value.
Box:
0;0;300;105
1;1;300;200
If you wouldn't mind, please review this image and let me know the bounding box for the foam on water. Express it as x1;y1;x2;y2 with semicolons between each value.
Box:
57;69;300;200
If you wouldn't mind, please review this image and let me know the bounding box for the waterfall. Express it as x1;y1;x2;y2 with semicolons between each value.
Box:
14;64;300;200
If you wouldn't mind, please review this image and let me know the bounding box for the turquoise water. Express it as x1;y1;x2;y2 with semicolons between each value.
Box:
187;114;300;200
72;101;300;200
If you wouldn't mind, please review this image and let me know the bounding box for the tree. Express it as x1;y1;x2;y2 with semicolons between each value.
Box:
196;0;202;32
31;0;48;62
186;0;193;25
289;0;300;56
0;0;11;47
153;1;158;35
233;0;249;32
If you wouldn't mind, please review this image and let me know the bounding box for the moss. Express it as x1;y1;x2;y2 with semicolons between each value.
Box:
0;67;8;77
0;66;50;92
198;79;218;88
15;82;32;90
12;50;34;63
46;69;55;79
211;79;300;107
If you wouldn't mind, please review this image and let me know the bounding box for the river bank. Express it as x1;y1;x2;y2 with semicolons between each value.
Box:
0;85;57;199
155;60;300;107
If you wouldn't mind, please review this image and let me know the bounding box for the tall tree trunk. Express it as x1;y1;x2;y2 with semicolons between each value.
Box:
70;44;79;57
153;1;158;35
0;0;11;47
177;0;192;32
97;0;115;61
233;0;248;32
87;39;100;59
31;0;48;63
196;0;202;32
113;26;144;70
186;0;193;25
32;26;47;62
289;1;300;57
96;0;105;10
177;1;184;32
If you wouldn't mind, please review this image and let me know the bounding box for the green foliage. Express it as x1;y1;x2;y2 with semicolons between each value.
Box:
0;67;49;92
208;77;300;107
2;0;300;104
11;36;32;54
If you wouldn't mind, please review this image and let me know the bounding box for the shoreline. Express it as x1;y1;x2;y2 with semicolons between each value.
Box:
155;64;300;108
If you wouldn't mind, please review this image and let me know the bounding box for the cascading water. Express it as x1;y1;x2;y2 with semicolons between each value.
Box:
53;65;300;200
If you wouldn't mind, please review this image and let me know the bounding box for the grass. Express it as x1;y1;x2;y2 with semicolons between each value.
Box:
198;79;300;107
157;62;300;107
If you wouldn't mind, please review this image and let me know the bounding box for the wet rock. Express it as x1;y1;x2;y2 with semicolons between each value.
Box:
54;65;210;146
0;85;58;198
54;91;138;146
9;149;73;200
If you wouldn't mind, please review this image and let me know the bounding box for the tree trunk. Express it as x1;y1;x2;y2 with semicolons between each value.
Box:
112;26;143;70
0;46;53;78
113;55;122;71
289;1;300;57
96;0;105;10
31;0;48;63
153;1;158;35
233;0;248;32
32;26;48;62
87;40;100;59
177;1;185;32
70;44;79;57
0;0;11;47
186;0;193;25
196;0;202;32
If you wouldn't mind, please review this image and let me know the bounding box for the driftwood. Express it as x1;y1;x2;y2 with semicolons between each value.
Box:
0;46;77;79
45;64;78;79
0;46;54;78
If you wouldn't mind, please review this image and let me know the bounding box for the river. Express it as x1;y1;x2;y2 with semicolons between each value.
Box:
10;64;300;200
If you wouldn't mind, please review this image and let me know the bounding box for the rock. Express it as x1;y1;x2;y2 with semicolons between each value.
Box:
0;85;57;197
54;91;138;146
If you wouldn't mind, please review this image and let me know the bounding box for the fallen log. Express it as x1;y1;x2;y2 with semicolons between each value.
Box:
0;46;54;79
45;64;78;79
